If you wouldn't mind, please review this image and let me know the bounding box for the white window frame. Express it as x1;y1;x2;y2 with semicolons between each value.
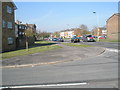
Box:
7;5;12;14
8;37;14;45
2;20;6;28
7;22;12;29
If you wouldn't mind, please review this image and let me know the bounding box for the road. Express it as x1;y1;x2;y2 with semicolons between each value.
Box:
64;39;119;49
1;41;119;89
80;42;119;50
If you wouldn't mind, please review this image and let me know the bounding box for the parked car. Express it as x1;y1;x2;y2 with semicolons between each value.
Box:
57;38;64;42
98;36;106;39
82;35;96;42
52;38;58;41
44;38;48;41
71;36;80;43
93;36;97;38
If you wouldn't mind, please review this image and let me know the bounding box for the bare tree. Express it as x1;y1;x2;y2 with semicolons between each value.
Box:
74;28;81;36
79;24;90;35
92;26;98;36
36;30;50;40
80;24;88;31
53;32;60;38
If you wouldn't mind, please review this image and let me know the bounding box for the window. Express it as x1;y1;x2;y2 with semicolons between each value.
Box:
7;22;12;29
19;25;22;29
2;20;5;28
7;6;12;14
8;37;13;45
25;27;27;29
21;26;23;29
15;25;18;37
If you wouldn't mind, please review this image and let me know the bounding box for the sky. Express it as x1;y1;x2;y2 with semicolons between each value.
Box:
14;2;118;32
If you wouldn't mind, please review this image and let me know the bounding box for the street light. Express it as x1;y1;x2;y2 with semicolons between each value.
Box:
93;11;100;41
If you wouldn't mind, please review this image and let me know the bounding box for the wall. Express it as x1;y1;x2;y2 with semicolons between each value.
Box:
2;2;16;52
16;36;35;49
0;2;2;53
107;14;119;40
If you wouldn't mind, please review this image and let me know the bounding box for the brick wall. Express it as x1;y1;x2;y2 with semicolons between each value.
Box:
15;23;36;49
2;2;16;52
106;14;120;40
16;36;35;49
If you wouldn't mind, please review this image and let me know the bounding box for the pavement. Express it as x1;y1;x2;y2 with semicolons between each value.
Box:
1;43;106;68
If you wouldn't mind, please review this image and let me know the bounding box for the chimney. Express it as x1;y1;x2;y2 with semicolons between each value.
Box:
16;20;22;24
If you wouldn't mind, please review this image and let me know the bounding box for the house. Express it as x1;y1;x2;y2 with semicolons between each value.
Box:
60;28;84;38
92;27;107;37
2;1;17;52
60;29;75;38
60;32;65;38
15;20;37;48
106;13;120;40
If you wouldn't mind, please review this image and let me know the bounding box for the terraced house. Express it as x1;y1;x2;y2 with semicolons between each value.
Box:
2;1;17;52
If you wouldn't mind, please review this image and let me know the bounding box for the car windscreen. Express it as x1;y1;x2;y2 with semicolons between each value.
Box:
87;35;92;37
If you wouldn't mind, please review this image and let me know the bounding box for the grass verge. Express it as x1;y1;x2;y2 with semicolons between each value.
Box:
62;43;93;47
1;41;62;59
94;38;120;42
34;41;50;44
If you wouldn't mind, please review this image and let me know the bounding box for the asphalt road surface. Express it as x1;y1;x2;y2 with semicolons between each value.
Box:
64;39;119;49
1;42;119;89
80;42;119;50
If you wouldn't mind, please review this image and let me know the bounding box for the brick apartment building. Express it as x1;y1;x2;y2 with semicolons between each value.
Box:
1;1;36;52
15;20;36;49
2;1;17;52
106;13;120;40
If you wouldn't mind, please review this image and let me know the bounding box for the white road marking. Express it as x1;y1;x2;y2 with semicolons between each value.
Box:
2;82;87;88
106;48;119;53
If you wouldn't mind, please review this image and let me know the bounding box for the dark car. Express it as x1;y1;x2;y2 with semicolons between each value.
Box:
52;38;58;41
82;35;96;42
57;38;64;42
71;36;80;43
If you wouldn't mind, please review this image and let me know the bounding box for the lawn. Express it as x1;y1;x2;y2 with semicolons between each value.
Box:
93;38;120;42
1;41;62;59
63;38;71;40
34;40;51;44
62;43;93;47
97;39;120;42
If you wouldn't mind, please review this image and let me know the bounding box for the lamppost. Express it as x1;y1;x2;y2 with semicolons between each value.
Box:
93;11;100;41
